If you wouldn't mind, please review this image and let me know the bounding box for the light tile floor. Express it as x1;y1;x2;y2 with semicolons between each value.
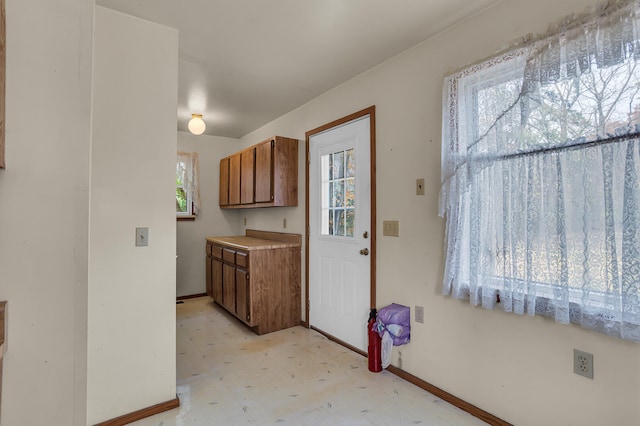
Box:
132;297;488;426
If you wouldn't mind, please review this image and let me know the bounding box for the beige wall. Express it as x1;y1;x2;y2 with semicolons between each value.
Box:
0;0;93;424
176;131;240;297
2;0;638;424
237;0;640;424
87;7;178;424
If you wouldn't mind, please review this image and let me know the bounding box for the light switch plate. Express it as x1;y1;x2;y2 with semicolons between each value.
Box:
136;227;149;247
383;221;399;237
416;178;425;195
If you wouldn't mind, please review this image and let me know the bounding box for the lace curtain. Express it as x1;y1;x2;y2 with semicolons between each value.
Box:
440;0;640;341
177;151;201;216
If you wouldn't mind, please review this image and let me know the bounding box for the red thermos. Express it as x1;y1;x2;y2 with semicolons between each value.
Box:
368;308;382;372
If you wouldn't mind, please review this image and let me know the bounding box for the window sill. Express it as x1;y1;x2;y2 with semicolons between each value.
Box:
177;215;196;222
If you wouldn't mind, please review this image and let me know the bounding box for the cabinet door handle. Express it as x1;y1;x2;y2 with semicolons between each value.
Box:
359;248;369;256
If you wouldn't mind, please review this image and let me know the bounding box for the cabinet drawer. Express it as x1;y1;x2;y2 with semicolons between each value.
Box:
223;248;236;263
212;245;223;260
236;251;249;268
206;243;213;256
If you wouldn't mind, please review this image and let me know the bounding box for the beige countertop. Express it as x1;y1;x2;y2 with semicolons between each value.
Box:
206;236;300;251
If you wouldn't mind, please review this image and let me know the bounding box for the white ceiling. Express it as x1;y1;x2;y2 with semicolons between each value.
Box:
96;0;501;138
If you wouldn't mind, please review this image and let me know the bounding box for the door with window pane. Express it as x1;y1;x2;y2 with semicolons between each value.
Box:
309;115;371;352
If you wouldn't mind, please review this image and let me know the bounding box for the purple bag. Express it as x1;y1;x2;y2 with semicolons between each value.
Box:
374;303;410;346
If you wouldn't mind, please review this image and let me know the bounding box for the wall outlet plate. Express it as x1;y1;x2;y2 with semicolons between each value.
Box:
416;178;425;195
383;220;399;237
574;349;593;379
415;306;424;323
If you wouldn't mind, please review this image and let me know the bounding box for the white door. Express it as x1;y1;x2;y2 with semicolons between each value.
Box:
309;115;371;352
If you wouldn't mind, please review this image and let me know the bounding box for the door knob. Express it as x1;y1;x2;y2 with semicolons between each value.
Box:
359;248;369;256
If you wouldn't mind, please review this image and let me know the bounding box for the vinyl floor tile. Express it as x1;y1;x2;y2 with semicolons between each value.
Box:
131;297;488;426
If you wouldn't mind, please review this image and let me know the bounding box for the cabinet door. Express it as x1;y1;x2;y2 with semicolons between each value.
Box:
240;148;255;204
229;154;241;205
255;140;273;203
219;158;230;206
212;258;223;304
222;263;236;312
206;255;213;298
235;268;250;324
273;137;298;206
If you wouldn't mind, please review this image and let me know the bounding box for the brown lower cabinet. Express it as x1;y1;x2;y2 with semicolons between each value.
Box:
205;230;301;335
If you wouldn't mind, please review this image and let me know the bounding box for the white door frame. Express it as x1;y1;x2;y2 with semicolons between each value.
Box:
304;106;376;354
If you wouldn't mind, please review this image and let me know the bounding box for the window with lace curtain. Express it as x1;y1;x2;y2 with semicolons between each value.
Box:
440;0;640;341
176;151;200;219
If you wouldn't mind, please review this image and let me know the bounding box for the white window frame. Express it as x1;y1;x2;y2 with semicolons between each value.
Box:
440;2;640;341
176;152;199;219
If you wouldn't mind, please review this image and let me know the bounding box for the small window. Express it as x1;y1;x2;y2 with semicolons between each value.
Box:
176;151;200;218
321;148;356;237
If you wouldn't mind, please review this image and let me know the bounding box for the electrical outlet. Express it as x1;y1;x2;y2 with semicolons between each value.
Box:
574;349;594;379
415;306;424;323
243;217;247;226
283;218;287;229
135;227;149;247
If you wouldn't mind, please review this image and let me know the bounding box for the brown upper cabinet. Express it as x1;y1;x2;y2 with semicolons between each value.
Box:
219;136;298;209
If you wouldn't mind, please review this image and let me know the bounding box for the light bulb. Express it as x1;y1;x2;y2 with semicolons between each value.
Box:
188;114;206;135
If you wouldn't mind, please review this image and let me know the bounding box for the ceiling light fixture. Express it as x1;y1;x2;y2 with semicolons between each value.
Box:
188;114;206;135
